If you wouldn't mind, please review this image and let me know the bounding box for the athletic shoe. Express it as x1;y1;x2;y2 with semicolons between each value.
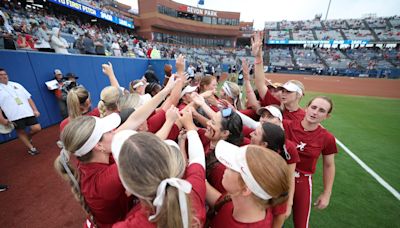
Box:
0;184;8;192
28;148;39;156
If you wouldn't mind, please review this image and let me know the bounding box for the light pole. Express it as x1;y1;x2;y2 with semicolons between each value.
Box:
325;0;332;21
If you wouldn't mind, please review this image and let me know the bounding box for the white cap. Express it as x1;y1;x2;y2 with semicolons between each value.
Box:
279;81;303;95
215;140;272;200
256;105;283;122
54;69;62;75
74;113;121;157
111;130;180;163
180;85;198;98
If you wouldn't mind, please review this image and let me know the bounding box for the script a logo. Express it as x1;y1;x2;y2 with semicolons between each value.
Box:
296;141;307;152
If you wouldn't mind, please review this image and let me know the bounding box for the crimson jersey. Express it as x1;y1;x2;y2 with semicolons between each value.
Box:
59;107;100;132
283;120;337;174
240;108;259;121
78;159;131;227
209;195;273;228
147;109;180;140
283;108;305;122
113;164;206;227
284;139;301;165
260;90;281;107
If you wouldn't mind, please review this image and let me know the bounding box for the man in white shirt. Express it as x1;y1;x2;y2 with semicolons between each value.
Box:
0;68;41;155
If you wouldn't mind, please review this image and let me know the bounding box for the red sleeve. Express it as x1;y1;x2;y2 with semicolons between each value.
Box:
285;139;300;164
147;109;166;133
271;202;287;216
198;128;211;155
166;124;180;140
59;118;69;133
208;163;226;194
322;131;338;155
240;109;259;121
260;90;281;107
241;137;251;146
185;164;206;225
177;103;187;111
88;107;100;117
242;126;254;138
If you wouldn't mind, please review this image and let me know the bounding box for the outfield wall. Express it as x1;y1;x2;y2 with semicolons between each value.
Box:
0;50;176;143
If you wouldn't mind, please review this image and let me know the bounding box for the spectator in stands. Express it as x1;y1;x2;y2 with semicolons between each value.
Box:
121;40;128;56
16;32;35;50
0;68;41;155
0;10;16;50
83;32;95;55
50;27;69;54
73;34;84;54
34;21;52;51
48;69;68;119
111;39;121;56
94;34;105;56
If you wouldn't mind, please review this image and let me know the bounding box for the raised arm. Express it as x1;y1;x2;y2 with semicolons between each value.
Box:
206;181;222;208
160;55;186;111
252;31;268;99
242;58;261;110
192;93;217;120
180;108;205;168
155;105;180;140
102;62;120;88
117;76;177;131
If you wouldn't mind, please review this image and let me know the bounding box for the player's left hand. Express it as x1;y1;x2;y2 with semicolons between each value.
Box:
314;192;331;209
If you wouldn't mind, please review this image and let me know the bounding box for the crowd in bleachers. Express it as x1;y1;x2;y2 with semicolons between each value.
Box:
292;30;315;40
293;48;324;68
269;48;294;67
346;48;393;69
1;3;399;74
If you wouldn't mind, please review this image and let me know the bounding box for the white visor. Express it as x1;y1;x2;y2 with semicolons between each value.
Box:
133;81;145;89
180;85;198;98
279;82;303;96
74;113;121;157
257;105;283;122
215;140;272;200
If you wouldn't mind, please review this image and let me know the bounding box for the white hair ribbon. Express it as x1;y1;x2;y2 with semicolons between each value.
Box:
148;178;192;228
222;82;234;99
59;149;80;192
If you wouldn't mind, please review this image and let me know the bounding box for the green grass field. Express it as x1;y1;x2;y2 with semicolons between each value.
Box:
284;92;400;227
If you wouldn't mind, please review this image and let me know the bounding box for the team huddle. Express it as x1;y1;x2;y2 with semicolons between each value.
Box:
49;32;338;228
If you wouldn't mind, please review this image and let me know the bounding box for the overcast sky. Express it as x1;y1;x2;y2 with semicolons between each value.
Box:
117;0;400;29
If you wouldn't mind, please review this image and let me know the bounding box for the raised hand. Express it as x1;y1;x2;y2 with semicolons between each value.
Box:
166;105;180;123
102;62;114;76
176;54;185;74
191;92;205;106
164;74;178;93
251;31;264;57
241;58;250;81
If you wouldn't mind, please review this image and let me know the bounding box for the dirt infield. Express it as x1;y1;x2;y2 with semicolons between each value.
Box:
266;73;400;98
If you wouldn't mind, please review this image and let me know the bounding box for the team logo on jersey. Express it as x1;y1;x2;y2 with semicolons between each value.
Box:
296;141;307;151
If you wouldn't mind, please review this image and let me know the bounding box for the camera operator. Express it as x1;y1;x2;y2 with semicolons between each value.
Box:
61;73;82;102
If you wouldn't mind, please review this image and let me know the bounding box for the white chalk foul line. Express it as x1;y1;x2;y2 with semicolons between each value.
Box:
336;138;400;201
